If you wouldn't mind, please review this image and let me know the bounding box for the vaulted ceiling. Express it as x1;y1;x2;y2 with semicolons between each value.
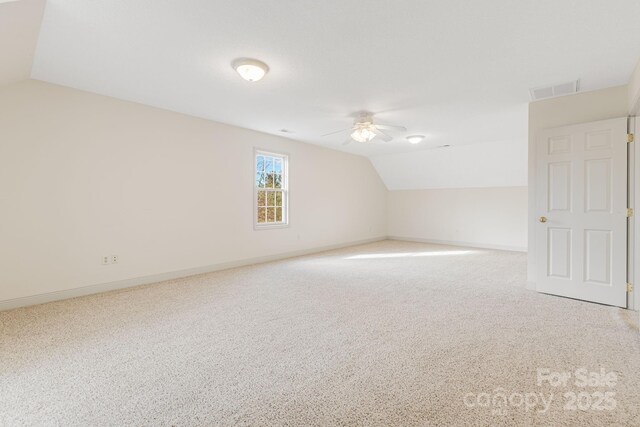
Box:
28;0;640;158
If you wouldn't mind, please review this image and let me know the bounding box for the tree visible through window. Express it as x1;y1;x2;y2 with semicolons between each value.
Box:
255;151;288;226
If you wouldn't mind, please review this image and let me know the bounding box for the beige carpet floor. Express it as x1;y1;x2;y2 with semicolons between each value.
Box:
1;240;639;426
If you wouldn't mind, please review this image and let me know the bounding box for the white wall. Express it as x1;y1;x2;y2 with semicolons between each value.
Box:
0;0;46;86
0;80;387;306
629;58;640;114
388;187;527;251
527;85;629;287
371;139;528;250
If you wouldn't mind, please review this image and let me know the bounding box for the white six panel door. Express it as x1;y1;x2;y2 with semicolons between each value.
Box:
536;117;628;307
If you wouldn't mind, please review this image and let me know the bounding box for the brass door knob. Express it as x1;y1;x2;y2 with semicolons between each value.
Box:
539;216;548;223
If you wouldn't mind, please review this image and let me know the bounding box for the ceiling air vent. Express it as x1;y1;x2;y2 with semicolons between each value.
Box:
530;80;579;101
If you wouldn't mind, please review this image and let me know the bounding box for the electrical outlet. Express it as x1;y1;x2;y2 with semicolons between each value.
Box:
102;255;119;265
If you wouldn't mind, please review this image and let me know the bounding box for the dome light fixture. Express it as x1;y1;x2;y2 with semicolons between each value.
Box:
406;135;425;144
232;58;269;82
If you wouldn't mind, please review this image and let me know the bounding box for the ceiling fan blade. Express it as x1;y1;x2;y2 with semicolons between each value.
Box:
321;128;350;137
342;138;353;146
375;124;407;132
373;128;393;142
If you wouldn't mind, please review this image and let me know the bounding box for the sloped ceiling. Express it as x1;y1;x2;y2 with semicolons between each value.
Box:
371;139;528;190
0;0;46;87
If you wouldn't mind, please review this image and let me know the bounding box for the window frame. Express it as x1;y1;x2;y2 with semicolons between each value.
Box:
253;148;289;230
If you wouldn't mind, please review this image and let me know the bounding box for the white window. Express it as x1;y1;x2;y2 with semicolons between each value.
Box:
254;150;288;228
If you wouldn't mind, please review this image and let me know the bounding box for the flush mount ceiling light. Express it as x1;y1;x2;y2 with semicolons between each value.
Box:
232;58;269;82
406;135;425;144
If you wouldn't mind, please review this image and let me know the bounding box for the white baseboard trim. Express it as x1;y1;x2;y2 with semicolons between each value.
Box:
526;281;536;291
387;236;528;253
0;236;386;312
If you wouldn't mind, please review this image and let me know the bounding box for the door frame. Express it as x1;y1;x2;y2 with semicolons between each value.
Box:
633;115;639;311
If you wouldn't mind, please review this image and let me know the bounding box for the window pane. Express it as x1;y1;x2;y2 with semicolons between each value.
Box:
275;207;283;222
269;172;277;188
265;157;273;174
257;191;266;207
257;207;266;223
267;192;275;206
275;191;282;207
267;207;276;222
274;158;282;174
274;174;282;189
256;156;264;172
256;172;264;188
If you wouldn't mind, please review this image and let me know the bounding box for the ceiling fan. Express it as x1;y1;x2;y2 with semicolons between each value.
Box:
321;111;407;145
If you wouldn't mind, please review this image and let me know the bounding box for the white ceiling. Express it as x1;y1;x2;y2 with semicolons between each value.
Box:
31;0;640;157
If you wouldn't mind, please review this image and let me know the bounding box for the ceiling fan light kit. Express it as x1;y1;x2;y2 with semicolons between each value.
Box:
351;124;377;143
322;111;407;145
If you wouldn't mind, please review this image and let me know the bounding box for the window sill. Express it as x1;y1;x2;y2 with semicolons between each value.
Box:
254;223;290;231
